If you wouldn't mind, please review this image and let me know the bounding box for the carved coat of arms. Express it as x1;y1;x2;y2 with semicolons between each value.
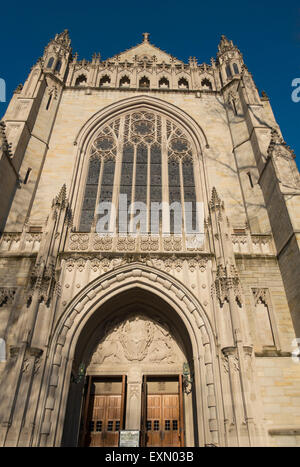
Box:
119;316;154;361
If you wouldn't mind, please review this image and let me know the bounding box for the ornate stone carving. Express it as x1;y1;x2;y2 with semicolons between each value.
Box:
90;314;180;366
140;237;159;251
213;263;242;306
93;235;113;251
90;258;101;271
0;288;16;307
76;257;86;272
252;288;269;307
65;258;75;272
69;233;89;250
117;237;136;251
163;236;182;251
119;317;154;361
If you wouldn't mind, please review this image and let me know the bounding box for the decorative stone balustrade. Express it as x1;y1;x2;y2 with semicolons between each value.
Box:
0;232;42;253
231;233;274;256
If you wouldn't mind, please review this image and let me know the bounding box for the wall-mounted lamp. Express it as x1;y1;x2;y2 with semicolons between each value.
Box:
183;362;193;394
72;362;85;384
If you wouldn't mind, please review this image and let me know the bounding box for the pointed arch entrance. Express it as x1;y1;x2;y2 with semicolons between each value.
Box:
39;264;221;447
62;287;194;447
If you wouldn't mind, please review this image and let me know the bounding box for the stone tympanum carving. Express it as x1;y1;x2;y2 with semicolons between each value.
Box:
90;314;182;365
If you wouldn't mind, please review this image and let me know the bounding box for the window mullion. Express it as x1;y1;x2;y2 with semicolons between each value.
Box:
179;159;186;243
92;157;104;232
129;145;137;234
111;116;125;235
161;117;169;235
147;145;151;234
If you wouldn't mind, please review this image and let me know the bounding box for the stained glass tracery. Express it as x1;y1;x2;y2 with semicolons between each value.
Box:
79;110;199;234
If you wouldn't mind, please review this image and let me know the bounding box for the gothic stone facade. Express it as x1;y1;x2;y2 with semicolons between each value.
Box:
0;31;300;447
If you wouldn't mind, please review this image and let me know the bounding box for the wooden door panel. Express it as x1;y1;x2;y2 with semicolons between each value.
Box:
146;392;181;447
85;392;121;447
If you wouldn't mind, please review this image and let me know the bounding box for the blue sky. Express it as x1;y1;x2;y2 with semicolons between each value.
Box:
1;0;299;164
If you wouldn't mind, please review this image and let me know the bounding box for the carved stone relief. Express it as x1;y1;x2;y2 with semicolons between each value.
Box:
89;314;184;367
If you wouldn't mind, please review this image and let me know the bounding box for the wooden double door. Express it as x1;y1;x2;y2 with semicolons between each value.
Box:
81;375;184;447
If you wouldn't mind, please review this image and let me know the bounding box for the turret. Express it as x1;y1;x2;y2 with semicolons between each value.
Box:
42;29;72;81
216;35;243;86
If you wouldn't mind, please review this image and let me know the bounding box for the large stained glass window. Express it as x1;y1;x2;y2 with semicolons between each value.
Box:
79;110;199;235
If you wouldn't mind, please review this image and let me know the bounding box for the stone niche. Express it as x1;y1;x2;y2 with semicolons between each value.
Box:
87;314;186;373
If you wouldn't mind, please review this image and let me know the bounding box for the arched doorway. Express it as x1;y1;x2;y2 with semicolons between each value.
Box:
61;287;196;447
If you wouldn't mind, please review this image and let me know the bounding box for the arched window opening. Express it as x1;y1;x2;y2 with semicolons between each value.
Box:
47;57;54;68
139;76;150;89
247;171;254;188
47;57;54;69
23;167;32;185
252;289;276;348
225;64;232;79
233;63;239;75
75;75;87;86
178;78;189;89
0;339;6;362
79;111;199;237
159;77;169;89
201;78;212;90
46;93;52;110
119;76;130;87
55;60;62;73
100;75;111;87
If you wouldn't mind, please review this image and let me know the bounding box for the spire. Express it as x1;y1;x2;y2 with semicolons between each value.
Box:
209;187;223;210
54;29;71;48
218;35;235;53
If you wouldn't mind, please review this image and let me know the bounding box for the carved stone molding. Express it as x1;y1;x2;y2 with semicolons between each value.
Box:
212;263;243;306
117;236;136;251
252;288;269;307
69;234;89;250
163;236;182;251
0;288;16;307
93;235;113;251
63;253;210;275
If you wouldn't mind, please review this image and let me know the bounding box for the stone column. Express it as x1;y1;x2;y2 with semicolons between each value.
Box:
125;369;142;430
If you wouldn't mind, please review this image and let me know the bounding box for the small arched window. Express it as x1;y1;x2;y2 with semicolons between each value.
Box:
225;65;232;79
47;57;54;69
0;339;6;362
201;78;212;90
55;60;62;72
119;76;130;87
75;74;87;86
233;63;239;75
139;76;150;88
159;77;169;89
178;78;189;89
100;75;111;87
